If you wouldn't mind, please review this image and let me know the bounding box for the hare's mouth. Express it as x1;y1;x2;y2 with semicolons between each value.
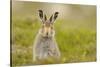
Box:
42;34;52;38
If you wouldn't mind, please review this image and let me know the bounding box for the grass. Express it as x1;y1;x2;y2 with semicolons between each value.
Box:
11;17;96;66
11;1;96;66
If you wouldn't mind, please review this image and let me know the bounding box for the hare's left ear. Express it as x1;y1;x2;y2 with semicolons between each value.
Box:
49;12;59;23
38;10;47;23
38;10;43;19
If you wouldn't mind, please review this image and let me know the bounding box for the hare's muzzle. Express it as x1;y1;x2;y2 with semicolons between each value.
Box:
41;24;54;37
44;27;51;37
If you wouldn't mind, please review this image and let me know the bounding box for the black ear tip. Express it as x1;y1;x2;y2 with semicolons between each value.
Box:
55;12;59;14
38;10;43;12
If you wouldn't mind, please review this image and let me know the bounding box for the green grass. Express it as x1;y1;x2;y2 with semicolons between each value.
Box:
11;1;96;66
11;17;96;66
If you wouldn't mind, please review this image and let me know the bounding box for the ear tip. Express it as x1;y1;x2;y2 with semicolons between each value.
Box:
38;10;43;12
55;12;59;14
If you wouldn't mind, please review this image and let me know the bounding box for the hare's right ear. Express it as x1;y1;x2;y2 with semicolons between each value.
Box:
49;12;59;23
38;10;47;23
54;12;59;21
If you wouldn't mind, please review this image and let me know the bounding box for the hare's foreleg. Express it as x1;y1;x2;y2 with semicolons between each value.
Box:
33;41;48;61
49;40;61;59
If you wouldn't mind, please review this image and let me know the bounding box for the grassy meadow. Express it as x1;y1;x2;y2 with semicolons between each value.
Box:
11;1;96;66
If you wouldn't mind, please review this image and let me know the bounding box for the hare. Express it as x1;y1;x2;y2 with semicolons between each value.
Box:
33;10;60;62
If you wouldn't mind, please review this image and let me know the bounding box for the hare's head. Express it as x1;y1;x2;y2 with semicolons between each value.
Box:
38;10;59;38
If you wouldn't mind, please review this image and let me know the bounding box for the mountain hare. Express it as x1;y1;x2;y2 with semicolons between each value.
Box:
33;10;60;62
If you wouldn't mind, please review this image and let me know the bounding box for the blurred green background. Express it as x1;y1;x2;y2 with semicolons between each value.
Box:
11;1;96;66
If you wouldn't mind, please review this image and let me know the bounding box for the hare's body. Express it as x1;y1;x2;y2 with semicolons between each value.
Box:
33;30;60;61
33;10;60;61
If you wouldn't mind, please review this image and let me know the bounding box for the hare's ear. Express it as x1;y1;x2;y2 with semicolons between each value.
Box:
54;12;59;21
44;14;47;21
49;15;53;22
38;10;47;22
38;10;43;19
49;12;59;23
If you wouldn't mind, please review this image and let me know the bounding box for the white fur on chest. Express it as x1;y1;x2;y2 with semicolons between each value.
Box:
33;33;60;61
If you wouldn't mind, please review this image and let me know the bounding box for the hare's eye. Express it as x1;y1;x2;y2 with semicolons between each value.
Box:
51;30;53;34
41;25;44;32
51;26;53;29
42;25;45;28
